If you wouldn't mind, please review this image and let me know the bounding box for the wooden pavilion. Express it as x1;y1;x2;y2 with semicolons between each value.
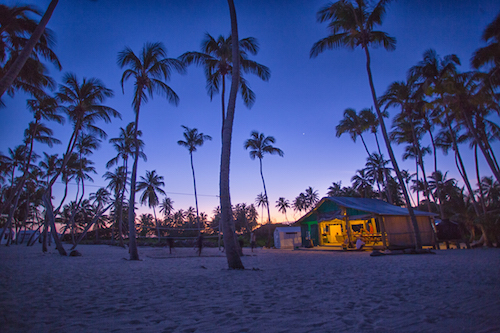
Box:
294;197;437;250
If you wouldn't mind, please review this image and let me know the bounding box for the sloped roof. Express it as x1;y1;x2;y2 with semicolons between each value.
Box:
296;197;436;224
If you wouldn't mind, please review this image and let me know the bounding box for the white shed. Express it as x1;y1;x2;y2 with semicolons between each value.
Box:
274;227;301;249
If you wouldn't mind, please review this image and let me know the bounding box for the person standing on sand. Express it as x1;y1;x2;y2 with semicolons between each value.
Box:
167;237;174;254
250;232;256;252
196;234;203;256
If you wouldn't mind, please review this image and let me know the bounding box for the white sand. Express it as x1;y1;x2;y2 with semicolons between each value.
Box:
1;244;499;333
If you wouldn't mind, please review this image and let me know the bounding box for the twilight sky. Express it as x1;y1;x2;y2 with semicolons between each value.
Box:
1;0;499;223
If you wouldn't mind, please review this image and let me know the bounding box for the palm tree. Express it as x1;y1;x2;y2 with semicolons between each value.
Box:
137;170;166;241
180;34;270;128
255;193;267;224
359;107;386;156
159;196;174;218
363;153;391;201
275;197;290;222
351;169;374;198
310;0;423;248
118;42;184;260
410;49;461;171
435;121;481;216
244;131;284;226
106;122;145;247
103;166;127;246
177;126;212;233
42;72;118;255
471;13;500;88
220;0;245;269
89;187;110;242
292;193;307;214
304;187;319;209
0;1;61;99
2;120;60;237
336;108;371;155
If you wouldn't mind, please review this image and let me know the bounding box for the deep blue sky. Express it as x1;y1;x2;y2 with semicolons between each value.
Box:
1;0;499;222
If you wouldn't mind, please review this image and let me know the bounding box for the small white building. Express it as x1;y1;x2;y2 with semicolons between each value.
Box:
274;227;301;249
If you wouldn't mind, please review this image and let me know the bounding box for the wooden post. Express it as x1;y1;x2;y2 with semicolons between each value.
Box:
379;216;387;249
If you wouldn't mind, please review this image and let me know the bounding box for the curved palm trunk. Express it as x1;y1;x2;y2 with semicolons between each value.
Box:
475;145;487;214
127;111;141;260
409;117;432;213
360;134;370;156
364;47;422;249
259;158;273;246
0;120;39;243
445;114;481;216
189;152;202;233
71;202;114;250
372;132;393;204
153;206;160;241
462;113;500;183
0;0;59;98
220;0;244;269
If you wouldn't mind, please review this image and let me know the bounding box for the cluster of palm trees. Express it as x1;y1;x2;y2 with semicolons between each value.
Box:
1;1;499;265
309;0;500;247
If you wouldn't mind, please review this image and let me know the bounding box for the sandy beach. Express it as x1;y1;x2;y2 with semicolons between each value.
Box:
1;244;499;333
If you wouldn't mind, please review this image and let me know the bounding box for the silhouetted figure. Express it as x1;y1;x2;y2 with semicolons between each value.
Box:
196;234;203;256
167;237;174;254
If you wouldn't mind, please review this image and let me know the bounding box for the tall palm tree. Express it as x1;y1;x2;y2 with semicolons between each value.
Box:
304;187;319;209
137;170;166;241
180;34;270;128
363;153;391;201
89;187;110;242
292;193;307;214
106;122;146;247
435;120;481;216
159;196;174;222
275;197;290;222
118;42;184;260
351;169;374;198
359;107;386;156
409;49;460;173
336;107;371;155
43;72;118;255
0;1;61;99
177;125;212;233
244;131;284;225
471;13;500;88
310;0;423;248
255;193;267;224
103;166;127;246
220;0;245;269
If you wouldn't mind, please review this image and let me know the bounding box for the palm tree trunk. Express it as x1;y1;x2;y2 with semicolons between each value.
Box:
71;202;114;250
360;134;370;156
190;152;201;233
127;111;141;260
118;158;128;247
462;113;500;183
259;158;273;246
220;0;244;269
475;145;487;214
364;47;422;249
445;115;481;216
221;76;226;134
153;206;160;242
42;191;66;255
410;120;432;213
0;0;59;98
373;132;393;204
